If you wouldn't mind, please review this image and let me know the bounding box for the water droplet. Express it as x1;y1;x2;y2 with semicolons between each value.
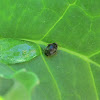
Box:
0;39;40;64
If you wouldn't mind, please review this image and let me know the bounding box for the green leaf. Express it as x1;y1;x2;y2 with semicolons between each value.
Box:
14;69;39;92
0;0;100;100
4;69;39;100
0;77;14;96
0;39;40;64
0;63;39;100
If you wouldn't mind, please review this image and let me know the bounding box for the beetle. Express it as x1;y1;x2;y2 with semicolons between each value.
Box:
44;43;58;56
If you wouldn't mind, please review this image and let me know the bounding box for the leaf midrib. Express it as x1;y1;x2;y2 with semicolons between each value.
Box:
38;45;62;100
22;38;100;68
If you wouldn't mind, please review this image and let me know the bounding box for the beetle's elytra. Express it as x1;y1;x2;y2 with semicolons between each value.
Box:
44;43;57;56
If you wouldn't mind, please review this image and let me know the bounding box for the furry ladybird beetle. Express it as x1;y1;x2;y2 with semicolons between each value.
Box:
44;43;57;56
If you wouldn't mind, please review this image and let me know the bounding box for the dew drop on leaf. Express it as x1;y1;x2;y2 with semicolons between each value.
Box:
0;38;40;64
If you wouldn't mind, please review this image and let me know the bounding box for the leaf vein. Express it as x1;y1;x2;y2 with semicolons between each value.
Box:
38;45;62;100
40;1;77;40
88;50;100;58
22;39;100;68
88;63;99;100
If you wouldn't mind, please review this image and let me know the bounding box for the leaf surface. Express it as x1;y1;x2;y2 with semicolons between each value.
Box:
0;0;100;100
